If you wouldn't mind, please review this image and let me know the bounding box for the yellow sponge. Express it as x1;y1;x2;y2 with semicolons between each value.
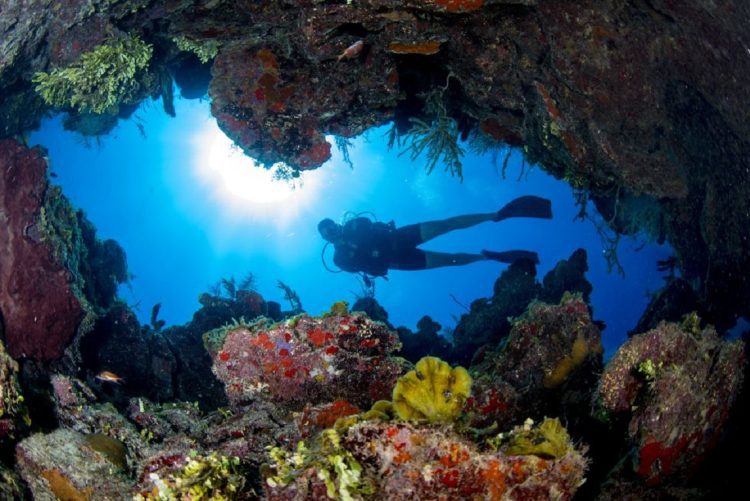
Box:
392;356;472;423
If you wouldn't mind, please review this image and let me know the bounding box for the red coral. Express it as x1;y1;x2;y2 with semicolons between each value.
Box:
296;142;331;170
638;435;692;486
307;329;329;347
433;0;484;13
0;140;84;361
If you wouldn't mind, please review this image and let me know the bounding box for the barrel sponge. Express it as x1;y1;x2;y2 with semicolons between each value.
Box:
392;356;472;423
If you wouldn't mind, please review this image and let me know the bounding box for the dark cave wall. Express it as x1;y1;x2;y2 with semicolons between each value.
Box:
0;0;749;333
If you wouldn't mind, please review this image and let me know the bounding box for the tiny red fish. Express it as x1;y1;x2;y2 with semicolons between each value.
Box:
95;371;124;384
337;40;364;62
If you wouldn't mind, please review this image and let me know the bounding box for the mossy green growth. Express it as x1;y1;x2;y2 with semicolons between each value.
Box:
0;340;29;429
326;301;349;317
202;326;231;356
266;429;374;500
681;311;702;335
138;451;244;500
392;356;471;423
502;418;573;459
33;35;153;114
173;36;220;64
638;359;658;382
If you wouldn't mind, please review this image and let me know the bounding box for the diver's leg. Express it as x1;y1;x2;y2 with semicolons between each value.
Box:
415;196;552;243
422;251;486;269
417;213;496;243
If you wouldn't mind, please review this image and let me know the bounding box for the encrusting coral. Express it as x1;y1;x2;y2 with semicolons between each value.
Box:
392;356;471;423
594;317;744;486
205;309;404;411
263;420;587;500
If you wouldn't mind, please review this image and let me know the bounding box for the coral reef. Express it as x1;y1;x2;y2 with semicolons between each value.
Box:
0;2;748;499
0;139;128;363
264;420;587;500
595;319;745;486
79;287;283;412
0;463;24;499
206;311;405;410
351;297;391;326
630;278;702;337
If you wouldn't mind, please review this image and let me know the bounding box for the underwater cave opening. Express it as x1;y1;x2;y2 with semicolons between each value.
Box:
29;95;673;358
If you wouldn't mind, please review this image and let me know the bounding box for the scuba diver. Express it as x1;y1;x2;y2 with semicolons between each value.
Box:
318;195;552;278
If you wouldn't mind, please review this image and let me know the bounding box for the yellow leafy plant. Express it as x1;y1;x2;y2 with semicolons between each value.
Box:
392;356;471;423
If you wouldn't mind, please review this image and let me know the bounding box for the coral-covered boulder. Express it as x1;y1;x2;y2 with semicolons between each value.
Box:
16;428;134;500
468;293;603;430
205;311;405;411
453;249;593;365
595;319;745;486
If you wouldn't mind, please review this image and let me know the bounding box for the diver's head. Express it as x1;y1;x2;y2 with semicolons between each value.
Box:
318;218;342;243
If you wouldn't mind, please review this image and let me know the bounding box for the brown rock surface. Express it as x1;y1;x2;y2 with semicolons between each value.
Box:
0;139;83;361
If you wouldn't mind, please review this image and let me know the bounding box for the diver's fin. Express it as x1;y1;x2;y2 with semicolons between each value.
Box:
495;195;552;221
481;249;539;264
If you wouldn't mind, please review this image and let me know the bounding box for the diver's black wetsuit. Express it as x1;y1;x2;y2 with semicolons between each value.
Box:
332;217;426;276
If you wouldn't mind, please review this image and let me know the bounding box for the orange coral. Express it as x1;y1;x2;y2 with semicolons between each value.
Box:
482;459;506;500
41;469;93;501
314;399;360;428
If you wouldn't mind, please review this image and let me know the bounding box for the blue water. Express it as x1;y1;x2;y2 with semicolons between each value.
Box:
30;97;672;357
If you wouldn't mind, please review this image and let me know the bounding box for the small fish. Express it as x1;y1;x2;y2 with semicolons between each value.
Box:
337;40;364;62
95;371;125;384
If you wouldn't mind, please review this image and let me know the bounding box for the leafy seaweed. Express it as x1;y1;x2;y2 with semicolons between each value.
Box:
33;35;153;114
